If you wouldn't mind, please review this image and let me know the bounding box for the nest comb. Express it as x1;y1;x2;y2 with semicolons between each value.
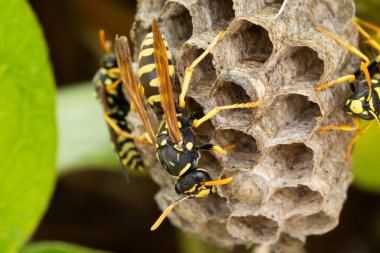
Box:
129;0;358;250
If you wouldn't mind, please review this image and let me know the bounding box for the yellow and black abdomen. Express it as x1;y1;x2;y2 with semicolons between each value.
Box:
94;54;145;171
138;32;175;109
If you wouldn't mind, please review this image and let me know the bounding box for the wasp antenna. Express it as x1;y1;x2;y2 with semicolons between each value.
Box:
369;111;380;129
203;176;233;186
99;29;111;53
150;195;190;231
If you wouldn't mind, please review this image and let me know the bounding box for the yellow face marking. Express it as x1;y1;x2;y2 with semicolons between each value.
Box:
160;139;167;146
359;96;365;101
162;130;168;135
346;100;350;105
100;68;107;74
105;62;113;68
362;111;369;115
138;64;156;77
186;142;193;150
178;121;182;128
194;188;211;198
107;97;114;104
155;143;159;149
179;163;191;177
350;100;364;114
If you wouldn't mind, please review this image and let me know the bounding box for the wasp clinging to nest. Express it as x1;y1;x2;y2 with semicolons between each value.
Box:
93;30;146;173
114;18;261;230
316;18;380;161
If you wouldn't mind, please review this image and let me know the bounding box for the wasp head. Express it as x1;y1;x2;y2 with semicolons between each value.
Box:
175;169;215;198
101;54;118;70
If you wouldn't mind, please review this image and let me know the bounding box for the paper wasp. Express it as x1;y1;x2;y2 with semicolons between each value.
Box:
93;30;146;173
114;18;261;230
316;18;380;160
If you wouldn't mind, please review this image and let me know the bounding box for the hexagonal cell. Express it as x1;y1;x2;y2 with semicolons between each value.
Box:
233;0;285;17
223;20;273;67
227;215;279;244
284;211;336;238
160;1;193;49
220;172;268;214
212;80;257;126
268;143;314;183
178;45;217;98
214;129;260;169
185;97;215;143
272;46;324;85
208;0;235;28
267;185;324;218
258;94;322;145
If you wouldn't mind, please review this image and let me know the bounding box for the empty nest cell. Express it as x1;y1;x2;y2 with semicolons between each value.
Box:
227;215;279;244
221;19;273;67
207;0;235;28
273;46;324;85
212;80;256;127
160;1;193;49
233;0;285;17
284;211;336;237
220;172;267;213
214;129;260;169
268;143;314;183
179;45;217;98
259;94;321;143
267;185;324;218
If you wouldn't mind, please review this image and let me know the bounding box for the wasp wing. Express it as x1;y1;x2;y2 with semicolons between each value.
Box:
151;18;183;144
115;35;157;144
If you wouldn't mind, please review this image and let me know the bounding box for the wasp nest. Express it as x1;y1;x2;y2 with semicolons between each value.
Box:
130;0;357;250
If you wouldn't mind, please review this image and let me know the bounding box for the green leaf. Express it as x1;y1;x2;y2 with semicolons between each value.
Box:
0;0;56;252
353;120;380;193
20;241;110;253
57;83;118;172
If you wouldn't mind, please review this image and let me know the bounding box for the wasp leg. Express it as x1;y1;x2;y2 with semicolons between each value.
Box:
193;101;261;128
318;117;360;135
106;78;122;93
346;120;374;161
354;18;380;41
178;31;225;108
316;27;371;64
196;143;237;155
103;112;147;144
316;74;356;91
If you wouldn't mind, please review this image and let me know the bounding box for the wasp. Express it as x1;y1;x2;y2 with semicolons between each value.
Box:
114;18;261;230
93;30;146;173
316;18;380;160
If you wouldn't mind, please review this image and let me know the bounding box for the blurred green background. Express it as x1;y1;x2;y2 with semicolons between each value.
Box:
1;0;380;253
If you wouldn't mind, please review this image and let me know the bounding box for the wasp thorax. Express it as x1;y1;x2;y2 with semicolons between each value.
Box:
175;169;214;197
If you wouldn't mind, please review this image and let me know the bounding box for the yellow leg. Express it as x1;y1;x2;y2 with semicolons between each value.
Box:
346;120;374;161
197;143;237;155
361;61;373;101
316;27;371;63
318;117;360;135
103;112;147;144
178;31;225;108
316;74;356;91
106;78;122;93
354;18;380;40
193;101;261;128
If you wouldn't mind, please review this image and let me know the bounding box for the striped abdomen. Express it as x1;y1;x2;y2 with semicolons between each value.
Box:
138;32;175;109
93;53;145;171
